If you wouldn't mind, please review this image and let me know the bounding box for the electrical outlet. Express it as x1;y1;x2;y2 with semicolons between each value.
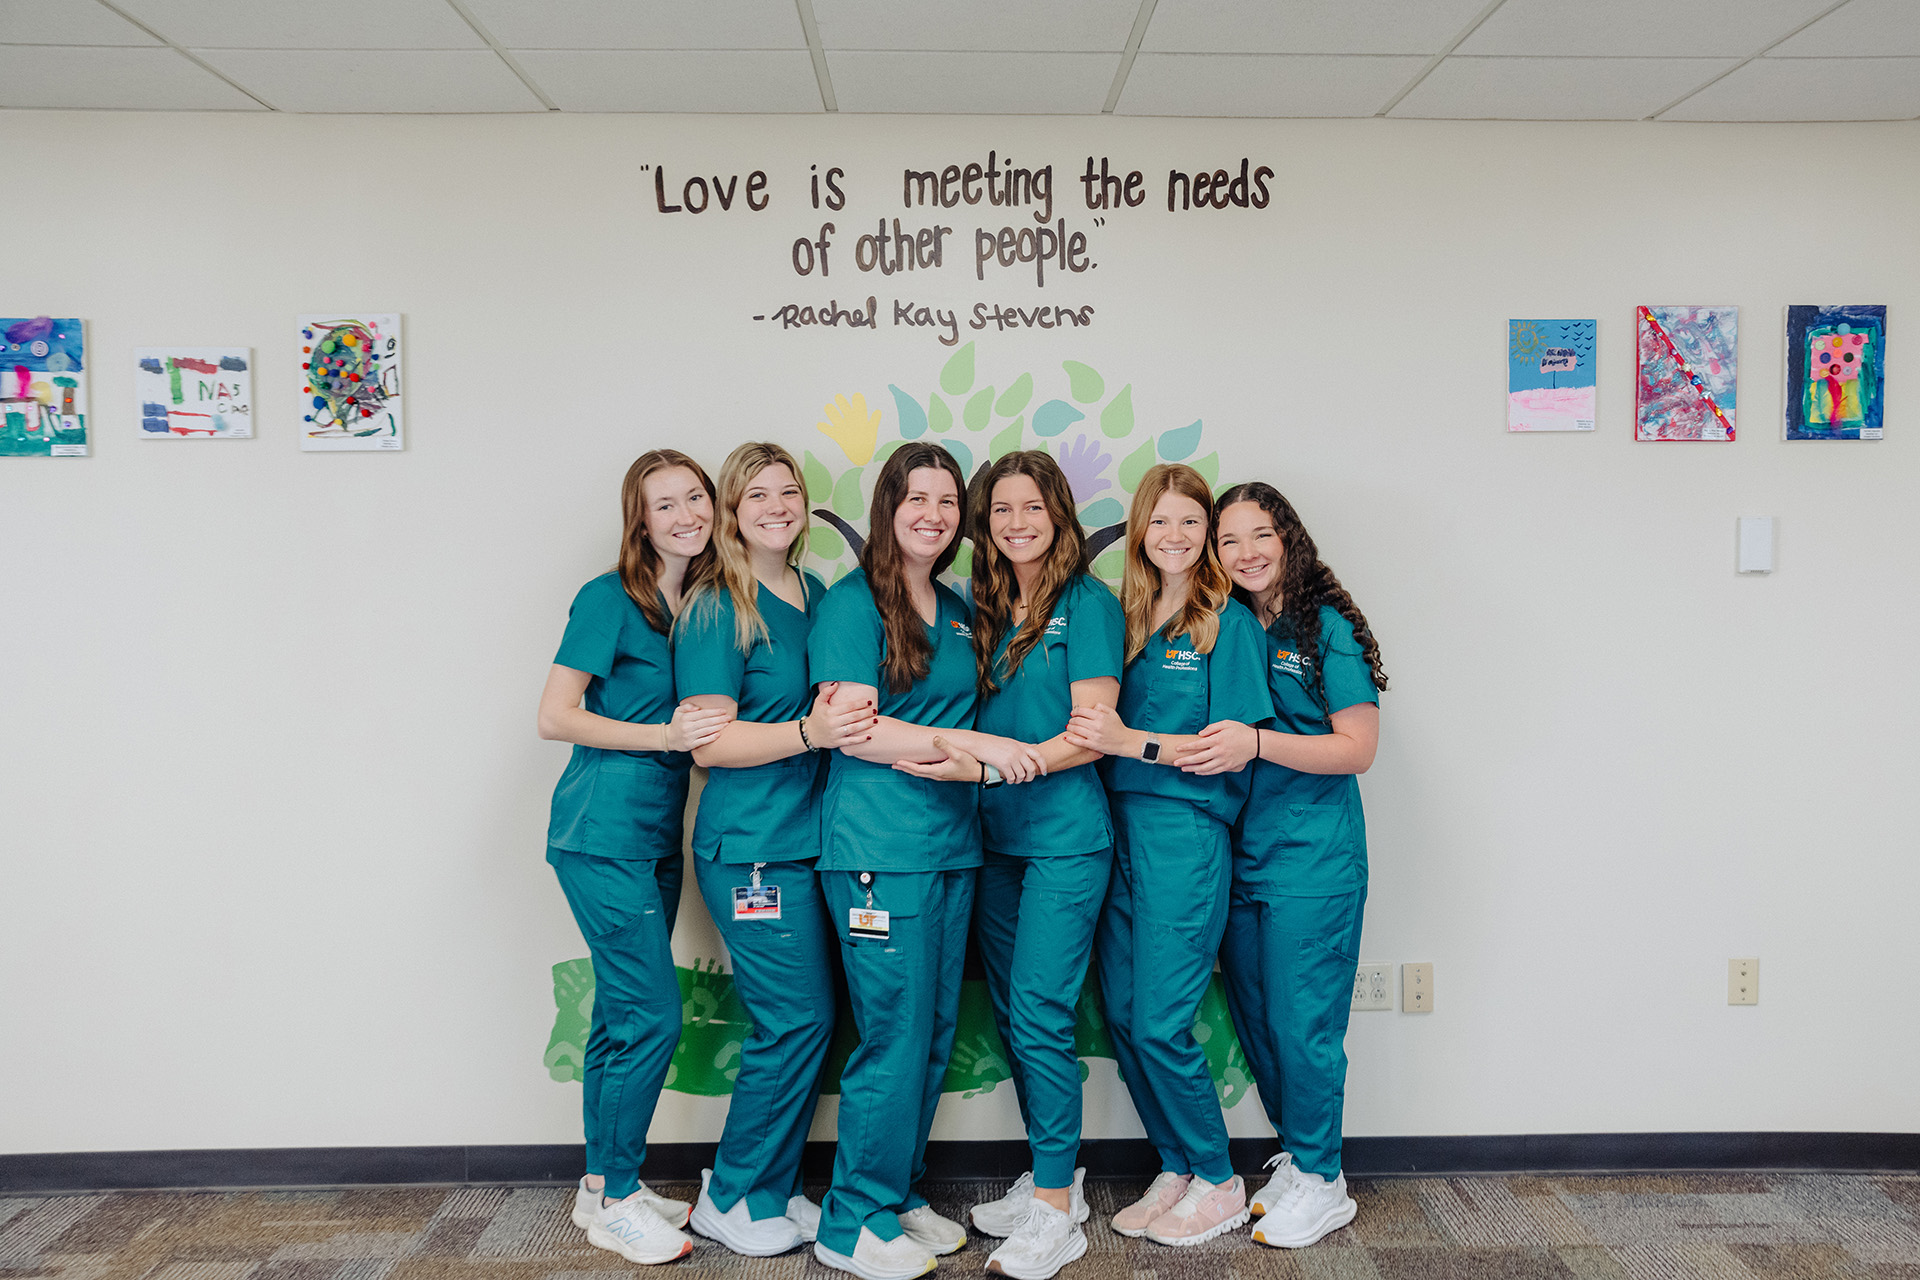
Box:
1403;962;1434;1013
1728;957;1758;1005
1351;962;1392;1011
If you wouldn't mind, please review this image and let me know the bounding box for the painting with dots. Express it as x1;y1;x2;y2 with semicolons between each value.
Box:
1635;306;1737;442
1;316;87;458
299;314;403;451
1785;305;1886;442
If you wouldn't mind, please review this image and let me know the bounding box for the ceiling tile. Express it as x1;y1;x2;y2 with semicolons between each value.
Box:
1772;0;1920;56
1118;52;1423;116
0;44;262;107
1460;0;1836;57
1144;0;1495;55
1661;55;1920;119
113;0;484;49
191;48;544;111
513;49;820;111
812;0;1140;52
1392;55;1735;118
0;0;159;45
827;51;1117;112
462;0;804;50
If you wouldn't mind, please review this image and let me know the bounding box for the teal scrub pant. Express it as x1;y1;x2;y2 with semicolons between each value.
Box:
550;847;683;1201
1095;794;1234;1184
692;856;838;1221
816;868;976;1255
1220;887;1367;1182
974;847;1112;1188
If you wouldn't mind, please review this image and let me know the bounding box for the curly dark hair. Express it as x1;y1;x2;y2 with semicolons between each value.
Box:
1213;482;1387;703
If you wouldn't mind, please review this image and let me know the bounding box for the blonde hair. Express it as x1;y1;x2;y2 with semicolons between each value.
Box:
1121;463;1232;661
684;442;809;653
618;449;716;635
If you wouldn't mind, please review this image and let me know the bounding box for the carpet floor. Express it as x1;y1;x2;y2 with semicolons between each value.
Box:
3;1175;1917;1280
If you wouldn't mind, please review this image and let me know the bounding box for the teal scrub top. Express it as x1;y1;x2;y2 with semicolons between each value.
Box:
674;572;827;865
976;574;1124;857
1100;597;1273;827
807;568;981;872
546;572;691;861
1234;605;1379;896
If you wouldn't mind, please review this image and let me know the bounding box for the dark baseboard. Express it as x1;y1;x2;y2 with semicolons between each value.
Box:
5;1133;1916;1194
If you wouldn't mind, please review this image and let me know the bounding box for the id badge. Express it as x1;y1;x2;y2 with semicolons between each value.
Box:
733;884;781;921
848;907;890;940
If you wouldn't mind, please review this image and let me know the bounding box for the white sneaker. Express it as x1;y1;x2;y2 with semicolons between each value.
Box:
587;1194;694;1264
572;1178;688;1229
813;1226;937;1280
896;1205;966;1256
1250;1170;1357;1248
971;1170;1089;1238
689;1169;803;1256
786;1193;822;1243
1249;1152;1298;1218
572;1177;599;1229
984;1200;1087;1280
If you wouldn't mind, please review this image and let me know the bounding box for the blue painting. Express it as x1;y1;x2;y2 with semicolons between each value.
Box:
1785;305;1885;441
1508;319;1596;432
1;316;87;457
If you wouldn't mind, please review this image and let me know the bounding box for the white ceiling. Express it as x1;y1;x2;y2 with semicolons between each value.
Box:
1;0;1916;120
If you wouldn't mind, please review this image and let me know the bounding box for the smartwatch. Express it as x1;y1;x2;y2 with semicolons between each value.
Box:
1140;734;1162;764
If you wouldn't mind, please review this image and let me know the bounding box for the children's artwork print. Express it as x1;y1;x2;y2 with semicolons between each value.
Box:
1;316;87;457
1508;319;1596;432
1636;306;1737;442
299;314;402;451
135;348;252;438
1785;305;1885;440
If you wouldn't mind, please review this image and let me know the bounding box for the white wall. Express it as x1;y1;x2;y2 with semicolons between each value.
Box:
1;109;1915;1156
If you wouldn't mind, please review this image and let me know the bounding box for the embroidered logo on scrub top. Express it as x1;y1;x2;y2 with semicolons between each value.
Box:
1272;648;1313;677
949;619;973;639
1043;615;1069;637
1163;647;1201;672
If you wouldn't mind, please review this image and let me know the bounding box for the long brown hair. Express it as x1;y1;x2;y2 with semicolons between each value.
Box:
861;442;968;695
1214;481;1388;698
1121;463;1232;662
969;450;1089;695
684;442;808;653
617;448;716;634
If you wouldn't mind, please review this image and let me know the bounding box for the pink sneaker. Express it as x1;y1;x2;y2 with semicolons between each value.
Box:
1144;1175;1250;1247
1110;1172;1191;1238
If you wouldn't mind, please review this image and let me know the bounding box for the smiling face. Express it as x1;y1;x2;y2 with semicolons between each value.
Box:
643;465;712;565
1143;490;1209;581
1215;500;1284;596
891;465;961;568
736;461;805;558
988;473;1056;569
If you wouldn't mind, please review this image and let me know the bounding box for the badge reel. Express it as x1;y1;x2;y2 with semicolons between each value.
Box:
732;862;780;921
848;871;890;940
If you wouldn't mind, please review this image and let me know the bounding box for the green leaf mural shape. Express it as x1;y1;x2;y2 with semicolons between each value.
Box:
1092;545;1125;584
803;451;833;504
1192;450;1219;487
1032;399;1086;437
941;342;976;396
989;417;1024;462
930;393;953;434
889;384;928;439
964;386;995;431
1063;360;1104;403
810;521;846;560
949;542;973;580
1158;419;1202;461
1100;384;1134;439
832;466;865;519
876;440;904;465
1079;497;1125;527
995;373;1034;416
1118;437;1157;492
943;438;973;478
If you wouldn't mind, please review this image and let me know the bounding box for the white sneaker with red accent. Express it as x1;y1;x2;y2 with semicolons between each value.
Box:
587;1194;694;1264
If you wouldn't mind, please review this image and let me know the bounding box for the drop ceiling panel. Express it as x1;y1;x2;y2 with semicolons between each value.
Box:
0;44;263;108
1662;55;1920;119
828;51;1117;113
113;0;485;49
462;0;805;50
1460;0;1836;57
513;50;821;111
1119;52;1422;116
1392;55;1735;118
0;0;159;45
1144;0;1494;55
811;0;1140;52
192;48;544;111
1772;0;1920;56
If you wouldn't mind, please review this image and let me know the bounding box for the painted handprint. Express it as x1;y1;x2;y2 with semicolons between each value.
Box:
1055;433;1113;504
817;392;880;464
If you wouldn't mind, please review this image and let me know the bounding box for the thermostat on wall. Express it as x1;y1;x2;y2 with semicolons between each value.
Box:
1737;517;1774;574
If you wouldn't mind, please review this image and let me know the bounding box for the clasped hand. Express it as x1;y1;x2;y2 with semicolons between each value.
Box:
894;734;1046;784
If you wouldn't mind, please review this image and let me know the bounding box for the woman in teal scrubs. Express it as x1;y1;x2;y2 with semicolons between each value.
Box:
674;442;879;1257
536;448;730;1265
1063;462;1272;1249
805;442;1047;1280
1176;482;1386;1251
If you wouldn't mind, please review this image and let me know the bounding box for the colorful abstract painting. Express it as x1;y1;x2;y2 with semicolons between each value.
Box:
1785;305;1885;441
299;314;402;451
1636;306;1737;442
135;348;251;439
1;316;86;457
1508;319;1596;432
